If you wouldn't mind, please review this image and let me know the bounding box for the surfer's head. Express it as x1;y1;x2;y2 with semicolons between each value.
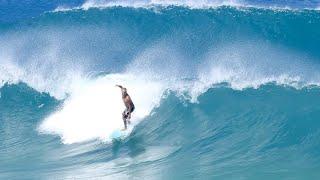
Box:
121;87;127;94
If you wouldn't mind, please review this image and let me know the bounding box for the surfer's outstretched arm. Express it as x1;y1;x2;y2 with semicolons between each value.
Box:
116;85;123;89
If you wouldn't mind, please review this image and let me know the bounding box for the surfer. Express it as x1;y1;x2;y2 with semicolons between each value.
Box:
116;85;135;130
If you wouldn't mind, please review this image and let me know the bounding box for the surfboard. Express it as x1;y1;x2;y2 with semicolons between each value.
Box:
110;125;132;140
110;129;127;139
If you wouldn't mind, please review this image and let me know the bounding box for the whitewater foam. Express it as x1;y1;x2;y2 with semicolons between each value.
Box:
38;73;165;144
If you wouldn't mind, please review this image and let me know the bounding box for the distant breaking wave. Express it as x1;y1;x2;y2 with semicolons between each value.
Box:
53;0;320;12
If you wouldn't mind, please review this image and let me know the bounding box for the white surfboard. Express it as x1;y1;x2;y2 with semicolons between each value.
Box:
110;126;133;140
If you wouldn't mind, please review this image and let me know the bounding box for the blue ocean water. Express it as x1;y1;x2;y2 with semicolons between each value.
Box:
1;0;320;179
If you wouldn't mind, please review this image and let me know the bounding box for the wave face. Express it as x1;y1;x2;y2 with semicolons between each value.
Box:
1;83;320;179
1;3;320;179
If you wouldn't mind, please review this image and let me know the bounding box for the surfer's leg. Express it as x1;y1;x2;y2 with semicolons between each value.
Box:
127;106;134;124
122;111;127;129
127;113;131;124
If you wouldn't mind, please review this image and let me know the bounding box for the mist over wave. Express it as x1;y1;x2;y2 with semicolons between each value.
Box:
1;6;320;98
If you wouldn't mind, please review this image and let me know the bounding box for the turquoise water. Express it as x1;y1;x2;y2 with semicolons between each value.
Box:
1;83;320;179
1;1;320;179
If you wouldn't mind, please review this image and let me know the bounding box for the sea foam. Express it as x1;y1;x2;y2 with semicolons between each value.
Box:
38;73;165;144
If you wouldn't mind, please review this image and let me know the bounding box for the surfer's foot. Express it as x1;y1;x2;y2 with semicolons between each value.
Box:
121;128;127;131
